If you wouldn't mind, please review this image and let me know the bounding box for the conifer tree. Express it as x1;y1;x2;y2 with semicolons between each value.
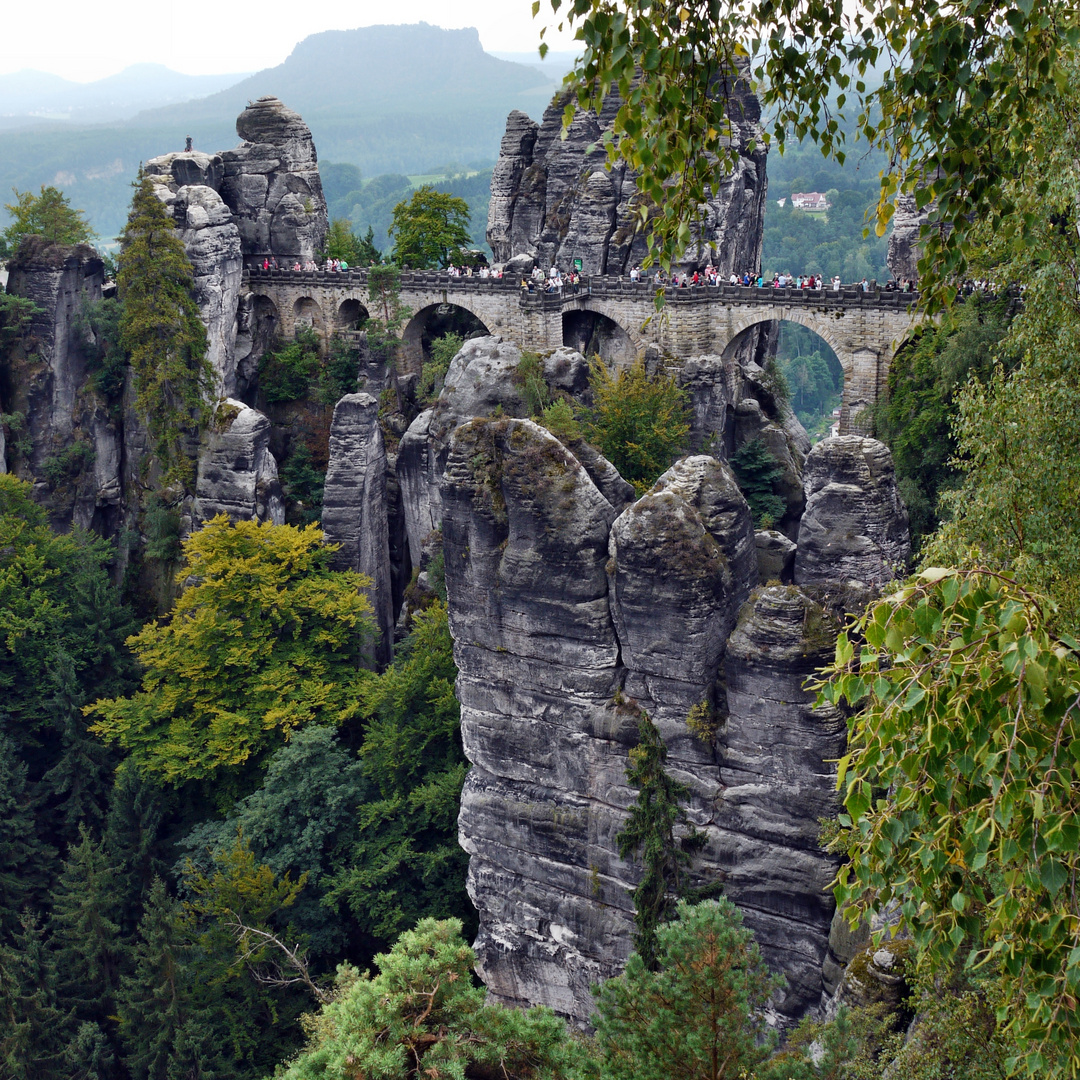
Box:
0;912;69;1080
50;827;128;1036
0;733;57;939
616;706;706;969
117;173;212;491
118;878;220;1080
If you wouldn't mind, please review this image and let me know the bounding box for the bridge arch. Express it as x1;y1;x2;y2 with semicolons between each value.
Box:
559;298;647;362
401;302;492;374
292;296;326;334
336;298;369;331
562;308;638;366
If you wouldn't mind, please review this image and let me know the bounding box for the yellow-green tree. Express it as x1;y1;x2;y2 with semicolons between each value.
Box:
1;185;95;255
88;517;375;786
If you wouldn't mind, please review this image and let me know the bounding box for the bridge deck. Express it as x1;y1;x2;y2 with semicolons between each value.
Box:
244;268;919;313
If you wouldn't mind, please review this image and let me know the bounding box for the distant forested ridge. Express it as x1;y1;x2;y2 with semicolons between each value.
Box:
0;24;558;242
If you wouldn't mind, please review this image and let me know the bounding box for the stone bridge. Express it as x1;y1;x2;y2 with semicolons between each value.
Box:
245;269;922;430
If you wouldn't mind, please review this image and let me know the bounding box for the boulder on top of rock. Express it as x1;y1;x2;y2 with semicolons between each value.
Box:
794;435;910;586
219;96;328;266
144;151;224;191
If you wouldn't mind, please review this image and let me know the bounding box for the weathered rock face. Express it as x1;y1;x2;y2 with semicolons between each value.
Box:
2;239;125;531
718;585;852;1016
194;400;284;527
220;96;328;267
444;417;632;1019
795;436;910;585
445;420;864;1024
144;164;245;398
487;74;768;275
886;193;926;284
321;394;394;669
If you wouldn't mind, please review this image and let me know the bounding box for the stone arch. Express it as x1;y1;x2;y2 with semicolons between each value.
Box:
562;298;648;360
718;308;850;380
400;302;492;375
336;297;369;331
562;307;639;366
292;296;325;333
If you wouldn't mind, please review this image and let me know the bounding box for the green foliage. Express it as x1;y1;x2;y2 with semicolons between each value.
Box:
274;917;586;1080
364;264;411;370
324;219;361;265
586;359;689;494
774;324;844;439
279;442;325;526
873;294;1015;547
389;186;472;269
117;173;212;490
418;331;463;402
730;439;786;528
142;496;183;564
817;568;1080;1078
516;350;552;416
0;474;135;758
313;336;360;406
540;0;1080;306
592;899;780;1080
0;293;41;353
76;296;128;407
41;440;95;487
117;877;222;1080
921;91;1080;632
616;706;705;969
259;329;321;404
539;398;584;445
325;602;471;946
2;184;94;253
87;517;375;786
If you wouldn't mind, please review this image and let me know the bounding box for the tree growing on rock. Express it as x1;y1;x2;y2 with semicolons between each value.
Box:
1;185;95;255
117;173;213;491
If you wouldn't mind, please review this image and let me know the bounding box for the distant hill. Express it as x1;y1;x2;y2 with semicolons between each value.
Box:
0;64;249;127
0;24;559;242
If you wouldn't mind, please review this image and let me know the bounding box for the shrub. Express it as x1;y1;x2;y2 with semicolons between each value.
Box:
418;331;463;402
587;358;690;493
730;438;786;526
258;329;320;404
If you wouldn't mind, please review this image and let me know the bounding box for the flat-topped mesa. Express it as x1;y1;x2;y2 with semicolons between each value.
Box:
487;70;767;277
220;96;328;269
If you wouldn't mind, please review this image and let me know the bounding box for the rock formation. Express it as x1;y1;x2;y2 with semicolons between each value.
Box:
193;400;284;527
795;435;910;586
321;393;394;668
442;419;898;1025
487;73;768;276
886;193;926;284
2;238;123;531
220;96;328;268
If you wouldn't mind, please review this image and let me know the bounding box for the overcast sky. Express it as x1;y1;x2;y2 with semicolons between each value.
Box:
0;1;580;81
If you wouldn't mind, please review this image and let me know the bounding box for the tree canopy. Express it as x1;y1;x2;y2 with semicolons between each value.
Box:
538;0;1080;305
820;568;1080;1078
389;186;472;269
1;185;95;256
87;517;375;787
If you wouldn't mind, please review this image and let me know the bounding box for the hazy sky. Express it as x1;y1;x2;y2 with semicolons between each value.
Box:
0;1;580;81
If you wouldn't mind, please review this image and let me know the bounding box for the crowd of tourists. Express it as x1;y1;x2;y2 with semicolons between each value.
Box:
257;254;919;293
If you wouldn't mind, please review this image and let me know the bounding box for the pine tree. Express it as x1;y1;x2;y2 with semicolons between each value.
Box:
0;912;70;1080
118;878;220;1080
117;173;212;491
616;705;706;969
0;732;57;939
50;827;128;1034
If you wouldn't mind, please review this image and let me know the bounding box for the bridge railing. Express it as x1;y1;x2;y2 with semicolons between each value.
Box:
243;268;920;309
